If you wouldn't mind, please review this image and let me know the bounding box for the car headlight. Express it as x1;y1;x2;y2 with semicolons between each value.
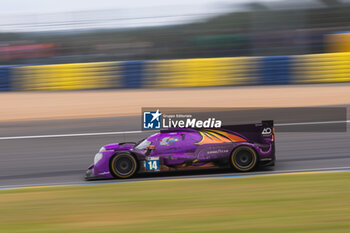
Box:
99;147;106;152
94;153;103;165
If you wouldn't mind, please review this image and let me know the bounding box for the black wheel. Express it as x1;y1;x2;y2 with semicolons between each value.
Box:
231;146;257;172
110;153;137;178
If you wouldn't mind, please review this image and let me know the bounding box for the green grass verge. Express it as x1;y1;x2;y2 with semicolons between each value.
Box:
1;172;350;233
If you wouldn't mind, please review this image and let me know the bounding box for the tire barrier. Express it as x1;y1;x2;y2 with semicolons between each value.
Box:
0;66;12;91
12;62;119;91
1;52;350;91
293;52;350;84
260;56;291;85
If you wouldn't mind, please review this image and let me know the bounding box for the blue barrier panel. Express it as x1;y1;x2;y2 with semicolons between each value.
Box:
260;56;291;85
0;66;11;91
120;61;145;88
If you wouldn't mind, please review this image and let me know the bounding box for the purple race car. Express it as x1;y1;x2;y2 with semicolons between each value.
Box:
85;121;275;179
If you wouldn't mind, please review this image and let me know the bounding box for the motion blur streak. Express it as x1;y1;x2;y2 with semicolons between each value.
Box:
2;52;350;91
145;57;257;88
1;169;350;191
13;62;119;91
1;1;350;91
294;52;350;84
0;116;349;187
0;120;348;140
1;1;350;232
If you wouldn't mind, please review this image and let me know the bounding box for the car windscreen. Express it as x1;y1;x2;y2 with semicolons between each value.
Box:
134;139;151;150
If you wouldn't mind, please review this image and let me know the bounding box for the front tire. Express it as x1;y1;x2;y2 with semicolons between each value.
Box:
231;146;257;172
110;153;138;178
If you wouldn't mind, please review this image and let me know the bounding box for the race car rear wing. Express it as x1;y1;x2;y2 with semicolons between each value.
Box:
221;120;274;144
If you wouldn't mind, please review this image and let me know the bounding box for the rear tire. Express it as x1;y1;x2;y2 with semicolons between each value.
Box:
110;153;137;178
231;146;257;172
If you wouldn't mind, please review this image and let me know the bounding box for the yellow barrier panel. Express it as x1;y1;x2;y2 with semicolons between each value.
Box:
14;62;118;91
293;52;350;84
144;57;257;88
326;33;350;53
12;52;350;91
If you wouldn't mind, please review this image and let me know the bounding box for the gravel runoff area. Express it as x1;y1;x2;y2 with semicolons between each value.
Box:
1;83;350;122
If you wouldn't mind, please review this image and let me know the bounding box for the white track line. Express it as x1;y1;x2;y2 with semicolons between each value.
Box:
0;130;153;140
0;120;348;140
1;166;350;190
276;120;350;126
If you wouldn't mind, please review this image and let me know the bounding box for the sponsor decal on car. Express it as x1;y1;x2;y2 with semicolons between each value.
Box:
98;171;110;175
207;149;229;154
145;157;160;171
262;127;272;136
196;129;247;145
160;136;179;146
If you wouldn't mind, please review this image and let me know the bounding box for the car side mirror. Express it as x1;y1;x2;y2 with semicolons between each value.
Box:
146;145;155;156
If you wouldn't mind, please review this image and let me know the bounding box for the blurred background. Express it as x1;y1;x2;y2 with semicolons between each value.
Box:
1;3;350;232
1;0;350;90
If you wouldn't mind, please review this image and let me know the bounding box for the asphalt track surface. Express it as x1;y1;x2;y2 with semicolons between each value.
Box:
0;107;349;188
